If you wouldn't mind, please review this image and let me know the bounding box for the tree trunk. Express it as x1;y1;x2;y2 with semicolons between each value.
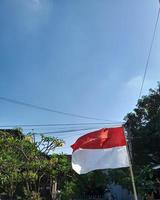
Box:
51;180;57;200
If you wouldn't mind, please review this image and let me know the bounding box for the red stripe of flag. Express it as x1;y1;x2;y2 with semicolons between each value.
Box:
71;127;126;152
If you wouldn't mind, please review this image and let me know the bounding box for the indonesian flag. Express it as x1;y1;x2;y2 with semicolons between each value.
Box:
71;127;129;174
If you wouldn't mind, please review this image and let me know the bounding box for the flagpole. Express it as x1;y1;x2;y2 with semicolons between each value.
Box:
123;126;138;200
127;150;138;200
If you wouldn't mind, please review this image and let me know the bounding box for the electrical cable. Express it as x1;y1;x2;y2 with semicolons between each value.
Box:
0;96;114;122
33;127;103;135
0;122;123;128
138;7;160;99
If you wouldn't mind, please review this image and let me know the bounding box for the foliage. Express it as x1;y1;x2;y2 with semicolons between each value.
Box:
107;168;132;191
74;170;108;197
122;83;160;197
61;181;77;200
0;130;65;200
136;165;155;198
125;83;160;165
0;128;24;139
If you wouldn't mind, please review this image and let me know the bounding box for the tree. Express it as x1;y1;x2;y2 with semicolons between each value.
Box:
68;170;108;199
125;83;160;166
113;84;160;198
0;131;24;199
0;130;65;200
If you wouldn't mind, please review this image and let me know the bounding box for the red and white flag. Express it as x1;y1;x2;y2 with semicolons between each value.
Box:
71;127;129;174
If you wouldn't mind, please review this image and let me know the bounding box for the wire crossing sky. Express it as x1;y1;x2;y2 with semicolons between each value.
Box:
138;7;160;99
0;96;115;122
0;0;160;153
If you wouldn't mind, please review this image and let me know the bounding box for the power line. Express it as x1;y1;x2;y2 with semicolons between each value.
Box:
33;127;159;139
138;7;160;99
0;96;114;122
34;127;99;135
0;122;123;128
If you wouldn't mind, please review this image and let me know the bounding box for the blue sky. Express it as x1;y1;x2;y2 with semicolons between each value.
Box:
0;0;160;153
